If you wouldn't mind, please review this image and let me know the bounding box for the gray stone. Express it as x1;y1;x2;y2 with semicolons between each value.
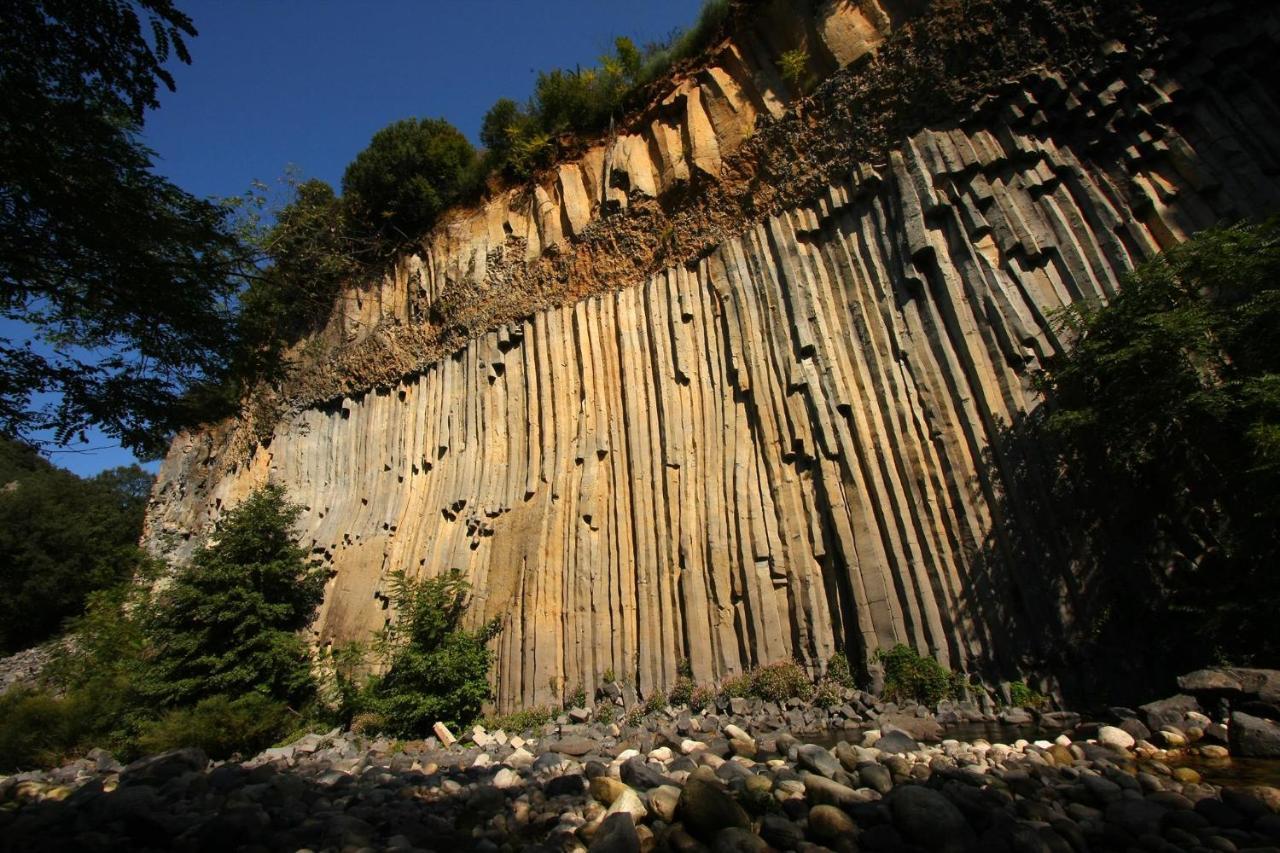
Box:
760;813;805;850
620;756;674;789
677;767;751;842
1139;694;1200;730
1229;711;1280;758
796;744;842;778
590;812;640;853
875;731;921;754
120;748;207;786
713;826;769;853
807;804;856;840
545;773;586;797
889;785;975;852
800;771;869;808
857;761;893;794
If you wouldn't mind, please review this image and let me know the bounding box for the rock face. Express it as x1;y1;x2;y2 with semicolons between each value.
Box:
144;1;1280;710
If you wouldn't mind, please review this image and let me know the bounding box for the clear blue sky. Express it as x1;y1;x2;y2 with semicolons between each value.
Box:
27;0;703;477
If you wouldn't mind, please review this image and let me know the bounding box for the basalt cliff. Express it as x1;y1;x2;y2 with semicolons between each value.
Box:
145;0;1280;710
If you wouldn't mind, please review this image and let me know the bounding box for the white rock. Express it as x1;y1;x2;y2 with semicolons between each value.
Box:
510;736;526;750
680;739;707;755
1097;726;1136;750
1055;734;1072;747
506;747;535;770
433;722;457;747
648;747;673;762
473;752;493;768
493;767;522;788
605;787;647;822
613;749;640;763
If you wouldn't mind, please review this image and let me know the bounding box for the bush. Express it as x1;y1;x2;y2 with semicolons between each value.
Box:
644;690;667;714
749;660;813;703
827;653;855;688
719;672;752;699
813;678;843;709
145;485;327;708
342;118;476;247
359;568;499;736
481;706;554;733
877;645;966;706
136;694;292;760
596;705;616;724
1009;681;1049;709
689;684;715;713
668;676;695;707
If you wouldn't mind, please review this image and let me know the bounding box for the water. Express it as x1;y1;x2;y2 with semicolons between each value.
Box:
801;721;1051;750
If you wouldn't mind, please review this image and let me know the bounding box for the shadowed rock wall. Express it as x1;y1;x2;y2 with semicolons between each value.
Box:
146;2;1280;709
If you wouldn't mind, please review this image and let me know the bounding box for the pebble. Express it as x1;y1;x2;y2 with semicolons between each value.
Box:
2;678;1278;853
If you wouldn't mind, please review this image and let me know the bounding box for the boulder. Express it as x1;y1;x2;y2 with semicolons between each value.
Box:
808;804;857;840
1230;712;1280;758
120;748;208;787
800;772;869;808
889;785;976;852
1097;726;1135;751
590;812;641;853
1138;695;1200;731
1178;669;1245;695
875;730;921;754
796;744;842;779
677;767;751;842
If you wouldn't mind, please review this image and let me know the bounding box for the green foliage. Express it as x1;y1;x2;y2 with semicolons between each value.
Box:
748;660;813;703
0;436;154;652
644;690;667;714
358;568;500;736
827;653;855;688
342;118;476;248
235;176;362;363
568;685;587;708
1008;681;1048;709
1038;219;1280;664
877;644;966;706
137;694;292;760
601;667;618;684
777;48;812;90
596;705;616;725
812;678;843;709
145;485;327;707
719;672;753;699
479;1;733;181
0;1;253;454
668;676;695;707
689;684;715;713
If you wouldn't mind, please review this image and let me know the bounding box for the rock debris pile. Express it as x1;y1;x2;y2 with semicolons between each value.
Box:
3;668;1279;852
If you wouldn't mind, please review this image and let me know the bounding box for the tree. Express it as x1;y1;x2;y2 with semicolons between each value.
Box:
145;484;327;707
342;118;476;248
1039;219;1280;664
0;0;250;455
0;436;155;653
235;176;360;367
361;569;499;734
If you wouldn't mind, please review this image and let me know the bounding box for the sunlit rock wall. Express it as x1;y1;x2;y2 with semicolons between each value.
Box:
147;4;1280;709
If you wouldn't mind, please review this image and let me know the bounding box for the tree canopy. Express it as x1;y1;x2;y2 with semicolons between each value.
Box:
0;0;250;455
341;118;477;249
0;436;154;653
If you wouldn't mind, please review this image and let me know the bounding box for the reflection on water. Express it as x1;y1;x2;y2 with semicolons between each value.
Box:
1160;755;1280;788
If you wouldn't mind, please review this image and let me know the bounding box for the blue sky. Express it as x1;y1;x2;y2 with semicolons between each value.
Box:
23;0;704;477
